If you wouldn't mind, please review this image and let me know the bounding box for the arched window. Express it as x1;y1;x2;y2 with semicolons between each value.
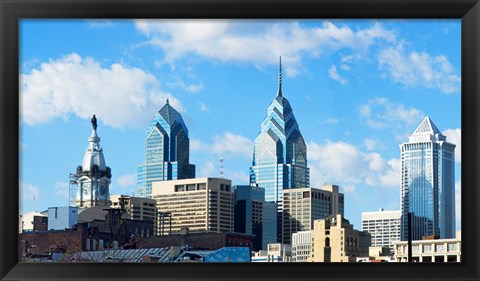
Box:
325;237;330;247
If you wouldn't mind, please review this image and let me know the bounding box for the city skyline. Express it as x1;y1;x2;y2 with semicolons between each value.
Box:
19;19;461;230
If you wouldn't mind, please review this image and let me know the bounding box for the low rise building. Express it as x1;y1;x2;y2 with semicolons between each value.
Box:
252;243;291;262
135;231;254;251
291;230;311;262
48;206;78;230
309;214;371;262
19;211;47;233
393;231;461;262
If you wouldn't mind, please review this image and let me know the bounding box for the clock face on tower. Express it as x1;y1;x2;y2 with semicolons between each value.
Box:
99;186;106;196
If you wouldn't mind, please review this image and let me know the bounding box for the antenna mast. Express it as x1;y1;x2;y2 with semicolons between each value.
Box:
219;157;224;179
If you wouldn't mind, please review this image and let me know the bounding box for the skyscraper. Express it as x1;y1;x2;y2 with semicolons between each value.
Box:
249;57;310;205
400;116;456;240
234;185;277;251
282;185;344;245
137;99;195;197
75;115;112;207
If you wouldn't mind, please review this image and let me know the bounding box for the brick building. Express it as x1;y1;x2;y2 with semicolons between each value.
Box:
136;231;254;251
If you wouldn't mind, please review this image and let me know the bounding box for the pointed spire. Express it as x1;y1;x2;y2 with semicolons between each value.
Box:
166;97;170;105
277;56;283;97
412;115;442;136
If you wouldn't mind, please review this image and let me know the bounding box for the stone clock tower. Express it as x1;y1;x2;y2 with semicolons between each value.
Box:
75;115;112;208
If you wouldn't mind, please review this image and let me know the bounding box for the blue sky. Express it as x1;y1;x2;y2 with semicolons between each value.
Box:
19;19;461;230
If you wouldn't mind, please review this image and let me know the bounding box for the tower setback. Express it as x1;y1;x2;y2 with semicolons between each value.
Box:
400;116;456;240
137;99;196;197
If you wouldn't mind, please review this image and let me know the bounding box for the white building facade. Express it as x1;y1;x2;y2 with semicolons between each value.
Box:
394;231;461;262
291;231;311;262
362;209;401;249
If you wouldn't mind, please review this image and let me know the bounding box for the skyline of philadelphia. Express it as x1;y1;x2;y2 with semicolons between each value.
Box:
19;19;461;230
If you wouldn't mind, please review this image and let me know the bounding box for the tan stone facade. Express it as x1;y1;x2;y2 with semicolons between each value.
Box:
151;177;233;235
309;214;370;262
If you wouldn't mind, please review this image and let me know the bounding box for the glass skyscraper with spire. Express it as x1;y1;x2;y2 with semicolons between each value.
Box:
250;57;310;211
137;99;196;197
400;116;456;240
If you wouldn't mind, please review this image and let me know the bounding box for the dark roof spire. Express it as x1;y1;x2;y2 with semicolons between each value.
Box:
166;97;170;105
277;56;283;97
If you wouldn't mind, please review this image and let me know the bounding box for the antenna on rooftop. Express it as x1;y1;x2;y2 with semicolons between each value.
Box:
219;157;224;179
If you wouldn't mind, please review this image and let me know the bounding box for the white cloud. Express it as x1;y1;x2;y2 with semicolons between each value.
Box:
378;44;460;94
190;139;208;152
134;20;396;77
167;80;204;93
363;138;383;151
225;170;250;185
322;117;344;125
378;158;401;188
358;98;424;141
328;65;348;85
199;102;209;112
443;128;461;163
116;174;137;187
198;161;215;178
20;182;41;203
307;140;400;193
20;53;183;128
201;132;254;159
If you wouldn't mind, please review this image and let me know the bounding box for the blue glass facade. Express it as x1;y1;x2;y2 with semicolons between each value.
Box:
234;185;277;251
137;100;195;197
249;60;310;206
400;116;456;240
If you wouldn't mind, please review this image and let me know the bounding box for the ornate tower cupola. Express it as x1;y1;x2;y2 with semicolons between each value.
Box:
75;115;112;208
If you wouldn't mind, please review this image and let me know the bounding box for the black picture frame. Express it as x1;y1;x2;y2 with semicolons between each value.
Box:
1;0;479;280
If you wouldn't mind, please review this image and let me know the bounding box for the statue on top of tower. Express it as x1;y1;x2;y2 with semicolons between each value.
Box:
91;114;97;130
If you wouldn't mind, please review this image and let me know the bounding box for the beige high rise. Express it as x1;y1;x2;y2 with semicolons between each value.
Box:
151;177;233;235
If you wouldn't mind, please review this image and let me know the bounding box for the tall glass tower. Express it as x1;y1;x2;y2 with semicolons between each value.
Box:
250;58;310;242
400;116;456;240
137;99;195;197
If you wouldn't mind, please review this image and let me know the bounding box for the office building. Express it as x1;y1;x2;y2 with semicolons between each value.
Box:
233;185;277;251
282;185;344;245
251;243;292;262
137;99;196;197
291;230;311;262
74;116;112;207
309;214;371;262
362;209;401;249
110;194;156;222
151;177;233;235
400;116;456;240
394;231;461;262
249;57;310;241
